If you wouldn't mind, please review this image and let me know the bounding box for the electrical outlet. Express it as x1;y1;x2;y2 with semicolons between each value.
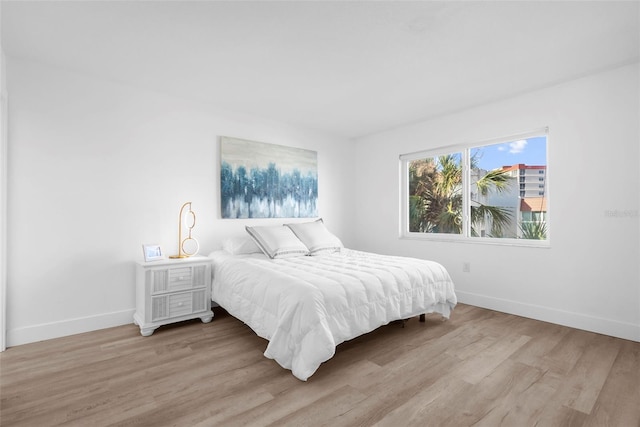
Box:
462;262;471;273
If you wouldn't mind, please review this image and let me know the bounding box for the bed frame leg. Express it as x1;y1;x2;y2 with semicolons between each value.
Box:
419;313;425;323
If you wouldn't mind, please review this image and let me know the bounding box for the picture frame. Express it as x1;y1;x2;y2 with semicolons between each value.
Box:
142;244;164;262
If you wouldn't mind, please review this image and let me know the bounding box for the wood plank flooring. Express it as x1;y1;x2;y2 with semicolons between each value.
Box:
1;304;638;426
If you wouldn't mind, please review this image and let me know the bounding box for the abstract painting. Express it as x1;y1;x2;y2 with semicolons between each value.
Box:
220;137;318;218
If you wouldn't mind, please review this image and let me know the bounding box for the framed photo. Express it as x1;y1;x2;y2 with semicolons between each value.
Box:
142;244;164;262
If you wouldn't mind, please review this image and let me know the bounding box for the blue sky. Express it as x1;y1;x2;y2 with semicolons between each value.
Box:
472;136;547;170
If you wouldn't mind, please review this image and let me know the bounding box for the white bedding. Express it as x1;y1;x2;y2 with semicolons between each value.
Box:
210;249;457;381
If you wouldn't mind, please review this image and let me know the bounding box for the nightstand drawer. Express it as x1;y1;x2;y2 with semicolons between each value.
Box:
149;265;207;294
151;290;208;321
151;292;190;320
168;292;193;317
169;267;192;289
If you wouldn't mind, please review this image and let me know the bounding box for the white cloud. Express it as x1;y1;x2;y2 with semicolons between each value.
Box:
509;139;527;154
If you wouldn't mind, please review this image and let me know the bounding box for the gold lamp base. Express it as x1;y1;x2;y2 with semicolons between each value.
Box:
169;202;199;260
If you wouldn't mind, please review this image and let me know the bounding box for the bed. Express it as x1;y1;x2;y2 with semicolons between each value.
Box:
209;220;457;381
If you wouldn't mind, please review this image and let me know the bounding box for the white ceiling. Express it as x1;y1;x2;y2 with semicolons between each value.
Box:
2;1;639;138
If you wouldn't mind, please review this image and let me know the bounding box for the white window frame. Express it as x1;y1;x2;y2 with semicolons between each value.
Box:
399;128;550;247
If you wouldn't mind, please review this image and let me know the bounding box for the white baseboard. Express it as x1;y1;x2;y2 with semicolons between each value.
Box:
6;294;639;348
6;309;136;347
456;290;640;342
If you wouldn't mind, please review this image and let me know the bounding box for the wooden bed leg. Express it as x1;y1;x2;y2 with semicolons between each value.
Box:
419;313;425;323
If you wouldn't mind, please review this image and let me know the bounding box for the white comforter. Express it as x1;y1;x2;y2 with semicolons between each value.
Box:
210;249;457;381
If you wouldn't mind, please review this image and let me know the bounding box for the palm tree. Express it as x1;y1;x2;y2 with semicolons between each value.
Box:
469;163;513;237
409;154;513;236
519;221;547;240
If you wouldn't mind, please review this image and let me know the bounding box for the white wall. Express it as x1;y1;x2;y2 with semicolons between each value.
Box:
6;57;355;346
353;63;640;341
1;47;8;351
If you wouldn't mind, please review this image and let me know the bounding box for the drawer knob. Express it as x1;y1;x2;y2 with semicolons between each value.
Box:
178;302;184;306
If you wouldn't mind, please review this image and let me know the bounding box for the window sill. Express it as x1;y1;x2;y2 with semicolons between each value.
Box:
400;233;551;248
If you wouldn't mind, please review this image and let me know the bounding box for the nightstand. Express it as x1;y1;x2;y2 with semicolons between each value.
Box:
133;256;214;336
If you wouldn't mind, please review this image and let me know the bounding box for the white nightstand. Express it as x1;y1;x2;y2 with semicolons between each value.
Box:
133;256;214;336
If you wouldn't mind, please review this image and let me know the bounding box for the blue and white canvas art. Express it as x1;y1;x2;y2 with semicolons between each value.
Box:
220;137;318;219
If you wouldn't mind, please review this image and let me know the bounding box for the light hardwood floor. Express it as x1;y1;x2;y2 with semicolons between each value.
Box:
1;304;638;426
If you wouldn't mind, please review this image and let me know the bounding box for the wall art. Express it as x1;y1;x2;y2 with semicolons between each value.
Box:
220;137;318;218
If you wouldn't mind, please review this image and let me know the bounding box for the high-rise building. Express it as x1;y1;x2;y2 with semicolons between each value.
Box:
501;164;547;198
502;164;547;237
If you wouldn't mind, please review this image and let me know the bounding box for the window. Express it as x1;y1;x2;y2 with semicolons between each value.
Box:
401;129;549;245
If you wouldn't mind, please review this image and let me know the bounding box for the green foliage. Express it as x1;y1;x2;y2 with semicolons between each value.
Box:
475;168;511;196
471;204;513;236
409;155;514;236
519;221;547;240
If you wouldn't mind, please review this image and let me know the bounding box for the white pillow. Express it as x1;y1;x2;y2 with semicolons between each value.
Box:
286;219;343;256
245;225;310;259
222;236;263;255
